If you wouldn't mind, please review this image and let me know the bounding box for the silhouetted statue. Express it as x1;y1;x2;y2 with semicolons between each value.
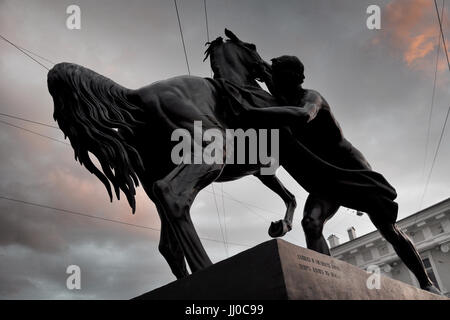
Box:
47;29;439;294
47;30;296;280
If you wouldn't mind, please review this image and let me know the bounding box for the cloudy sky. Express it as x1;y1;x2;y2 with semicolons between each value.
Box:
0;0;449;299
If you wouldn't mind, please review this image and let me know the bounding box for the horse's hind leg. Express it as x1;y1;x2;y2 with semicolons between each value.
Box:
153;163;224;273
145;185;188;279
254;173;296;238
155;202;189;279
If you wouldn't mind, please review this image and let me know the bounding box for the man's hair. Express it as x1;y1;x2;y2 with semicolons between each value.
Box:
271;55;304;76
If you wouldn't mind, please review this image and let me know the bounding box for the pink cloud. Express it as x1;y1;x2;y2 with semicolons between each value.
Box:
373;0;449;74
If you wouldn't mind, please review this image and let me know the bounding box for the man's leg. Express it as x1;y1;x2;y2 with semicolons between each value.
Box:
367;215;440;293
301;194;340;255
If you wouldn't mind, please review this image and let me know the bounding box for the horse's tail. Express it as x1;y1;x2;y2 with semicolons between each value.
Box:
47;62;145;213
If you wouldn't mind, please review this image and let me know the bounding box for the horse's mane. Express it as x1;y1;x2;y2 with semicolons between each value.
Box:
204;36;225;79
47;63;145;213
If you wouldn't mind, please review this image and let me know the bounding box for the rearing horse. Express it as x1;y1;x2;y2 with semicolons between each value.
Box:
47;29;296;279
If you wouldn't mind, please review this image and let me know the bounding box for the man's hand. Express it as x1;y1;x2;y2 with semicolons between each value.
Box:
283;106;311;122
253;60;271;82
253;60;279;97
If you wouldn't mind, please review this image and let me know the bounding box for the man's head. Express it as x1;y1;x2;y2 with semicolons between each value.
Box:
270;55;305;90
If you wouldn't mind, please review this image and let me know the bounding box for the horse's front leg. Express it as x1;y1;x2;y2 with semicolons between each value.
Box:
152;163;224;273
254;173;296;238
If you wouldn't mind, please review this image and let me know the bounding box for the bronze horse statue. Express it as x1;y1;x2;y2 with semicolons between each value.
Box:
47;29;297;279
47;29;440;293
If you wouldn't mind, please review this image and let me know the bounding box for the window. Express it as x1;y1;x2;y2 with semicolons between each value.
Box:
422;257;440;290
409;230;425;243
430;223;444;236
378;245;389;256
363;250;373;262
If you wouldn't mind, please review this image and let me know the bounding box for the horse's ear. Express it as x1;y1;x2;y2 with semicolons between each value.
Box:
225;28;240;42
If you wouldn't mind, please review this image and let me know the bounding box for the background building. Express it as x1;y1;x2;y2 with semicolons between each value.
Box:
329;198;450;297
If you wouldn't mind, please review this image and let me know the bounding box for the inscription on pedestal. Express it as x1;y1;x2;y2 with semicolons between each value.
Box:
297;254;342;279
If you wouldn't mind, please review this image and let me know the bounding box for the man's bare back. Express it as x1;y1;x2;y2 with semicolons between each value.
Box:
290;89;372;170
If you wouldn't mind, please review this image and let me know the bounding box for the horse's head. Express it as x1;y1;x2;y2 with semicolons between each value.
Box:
204;29;268;87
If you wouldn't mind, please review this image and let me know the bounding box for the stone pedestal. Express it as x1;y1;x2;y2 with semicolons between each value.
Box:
134;239;447;300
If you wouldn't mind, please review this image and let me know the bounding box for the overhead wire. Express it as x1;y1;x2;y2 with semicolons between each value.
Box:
0;112;59;129
173;0;191;75
18;45;56;65
202;0;229;253
0;118;69;146
420;0;450;208
0;195;252;248
211;183;229;256
422;0;444;190
0;34;51;71
434;0;450;71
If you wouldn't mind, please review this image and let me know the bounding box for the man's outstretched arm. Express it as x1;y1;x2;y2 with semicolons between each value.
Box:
245;92;322;127
244;104;316;127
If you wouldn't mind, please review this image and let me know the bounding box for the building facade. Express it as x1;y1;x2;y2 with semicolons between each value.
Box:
329;198;450;297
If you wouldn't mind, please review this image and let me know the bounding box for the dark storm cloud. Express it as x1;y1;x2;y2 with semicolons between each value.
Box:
0;0;449;298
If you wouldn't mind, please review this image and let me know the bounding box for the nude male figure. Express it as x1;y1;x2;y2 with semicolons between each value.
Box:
245;55;440;294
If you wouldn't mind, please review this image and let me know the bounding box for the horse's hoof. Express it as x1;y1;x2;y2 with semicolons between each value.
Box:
268;220;291;238
268;221;282;238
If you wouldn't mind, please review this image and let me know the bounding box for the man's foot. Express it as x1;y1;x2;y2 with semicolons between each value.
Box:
422;284;442;295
